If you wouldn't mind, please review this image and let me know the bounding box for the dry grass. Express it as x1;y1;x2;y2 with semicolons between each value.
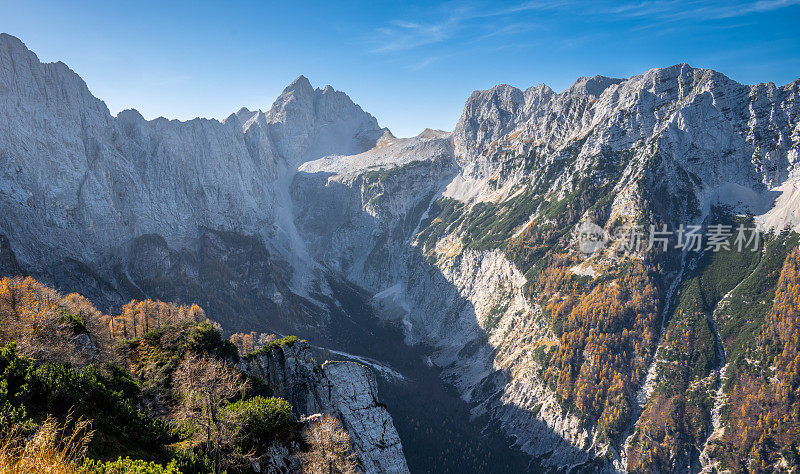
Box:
0;414;93;474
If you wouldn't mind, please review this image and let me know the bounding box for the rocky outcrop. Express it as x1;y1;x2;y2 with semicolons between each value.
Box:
239;340;409;473
320;361;408;474
256;442;303;473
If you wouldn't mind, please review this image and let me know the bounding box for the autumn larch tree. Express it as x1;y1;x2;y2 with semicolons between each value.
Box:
171;352;248;473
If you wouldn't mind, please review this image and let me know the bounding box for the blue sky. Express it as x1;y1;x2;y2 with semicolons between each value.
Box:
3;0;799;137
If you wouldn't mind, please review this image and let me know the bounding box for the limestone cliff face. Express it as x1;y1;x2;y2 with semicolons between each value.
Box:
0;32;391;337
239;340;409;473
0;32;382;304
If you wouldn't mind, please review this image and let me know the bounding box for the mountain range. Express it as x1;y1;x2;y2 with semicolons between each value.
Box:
1;32;799;472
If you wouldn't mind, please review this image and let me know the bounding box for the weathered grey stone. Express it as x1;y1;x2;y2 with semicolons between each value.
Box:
240;340;409;473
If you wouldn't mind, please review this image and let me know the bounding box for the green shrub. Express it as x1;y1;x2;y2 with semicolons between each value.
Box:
168;448;214;474
82;456;180;473
0;343;35;431
242;336;299;360
186;322;239;362
225;396;296;451
61;308;88;334
0;342;169;460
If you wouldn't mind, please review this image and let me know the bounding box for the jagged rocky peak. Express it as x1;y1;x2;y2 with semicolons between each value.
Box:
285;74;315;96
266;75;317;123
451;72;636;159
115;108;151;143
229;106;259;125
452;63;800;164
263;74;385;164
266;74;377;128
0;33;109;119
453;83;526;158
564;74;623;98
0;32;49;77
522;83;556;111
116;107;146;122
626;63;743;101
463;83;526;116
375;129;397;147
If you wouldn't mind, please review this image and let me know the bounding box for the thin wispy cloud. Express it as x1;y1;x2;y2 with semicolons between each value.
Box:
497;0;573;15
468;22;540;44
707;0;800;18
368;1;556;53
372;12;462;52
411;56;441;70
608;0;800;21
368;0;800;56
390;20;422;29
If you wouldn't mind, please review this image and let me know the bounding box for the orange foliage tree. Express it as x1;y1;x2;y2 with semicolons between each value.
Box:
0;276;210;366
540;261;660;440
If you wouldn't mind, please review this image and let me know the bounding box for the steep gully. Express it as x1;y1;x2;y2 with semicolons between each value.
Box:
617;250;690;471
698;247;766;473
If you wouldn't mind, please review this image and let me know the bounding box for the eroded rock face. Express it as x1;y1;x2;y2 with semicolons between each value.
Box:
256;442;303;473
239;340;409;473
321;361;408;474
451;64;800;213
